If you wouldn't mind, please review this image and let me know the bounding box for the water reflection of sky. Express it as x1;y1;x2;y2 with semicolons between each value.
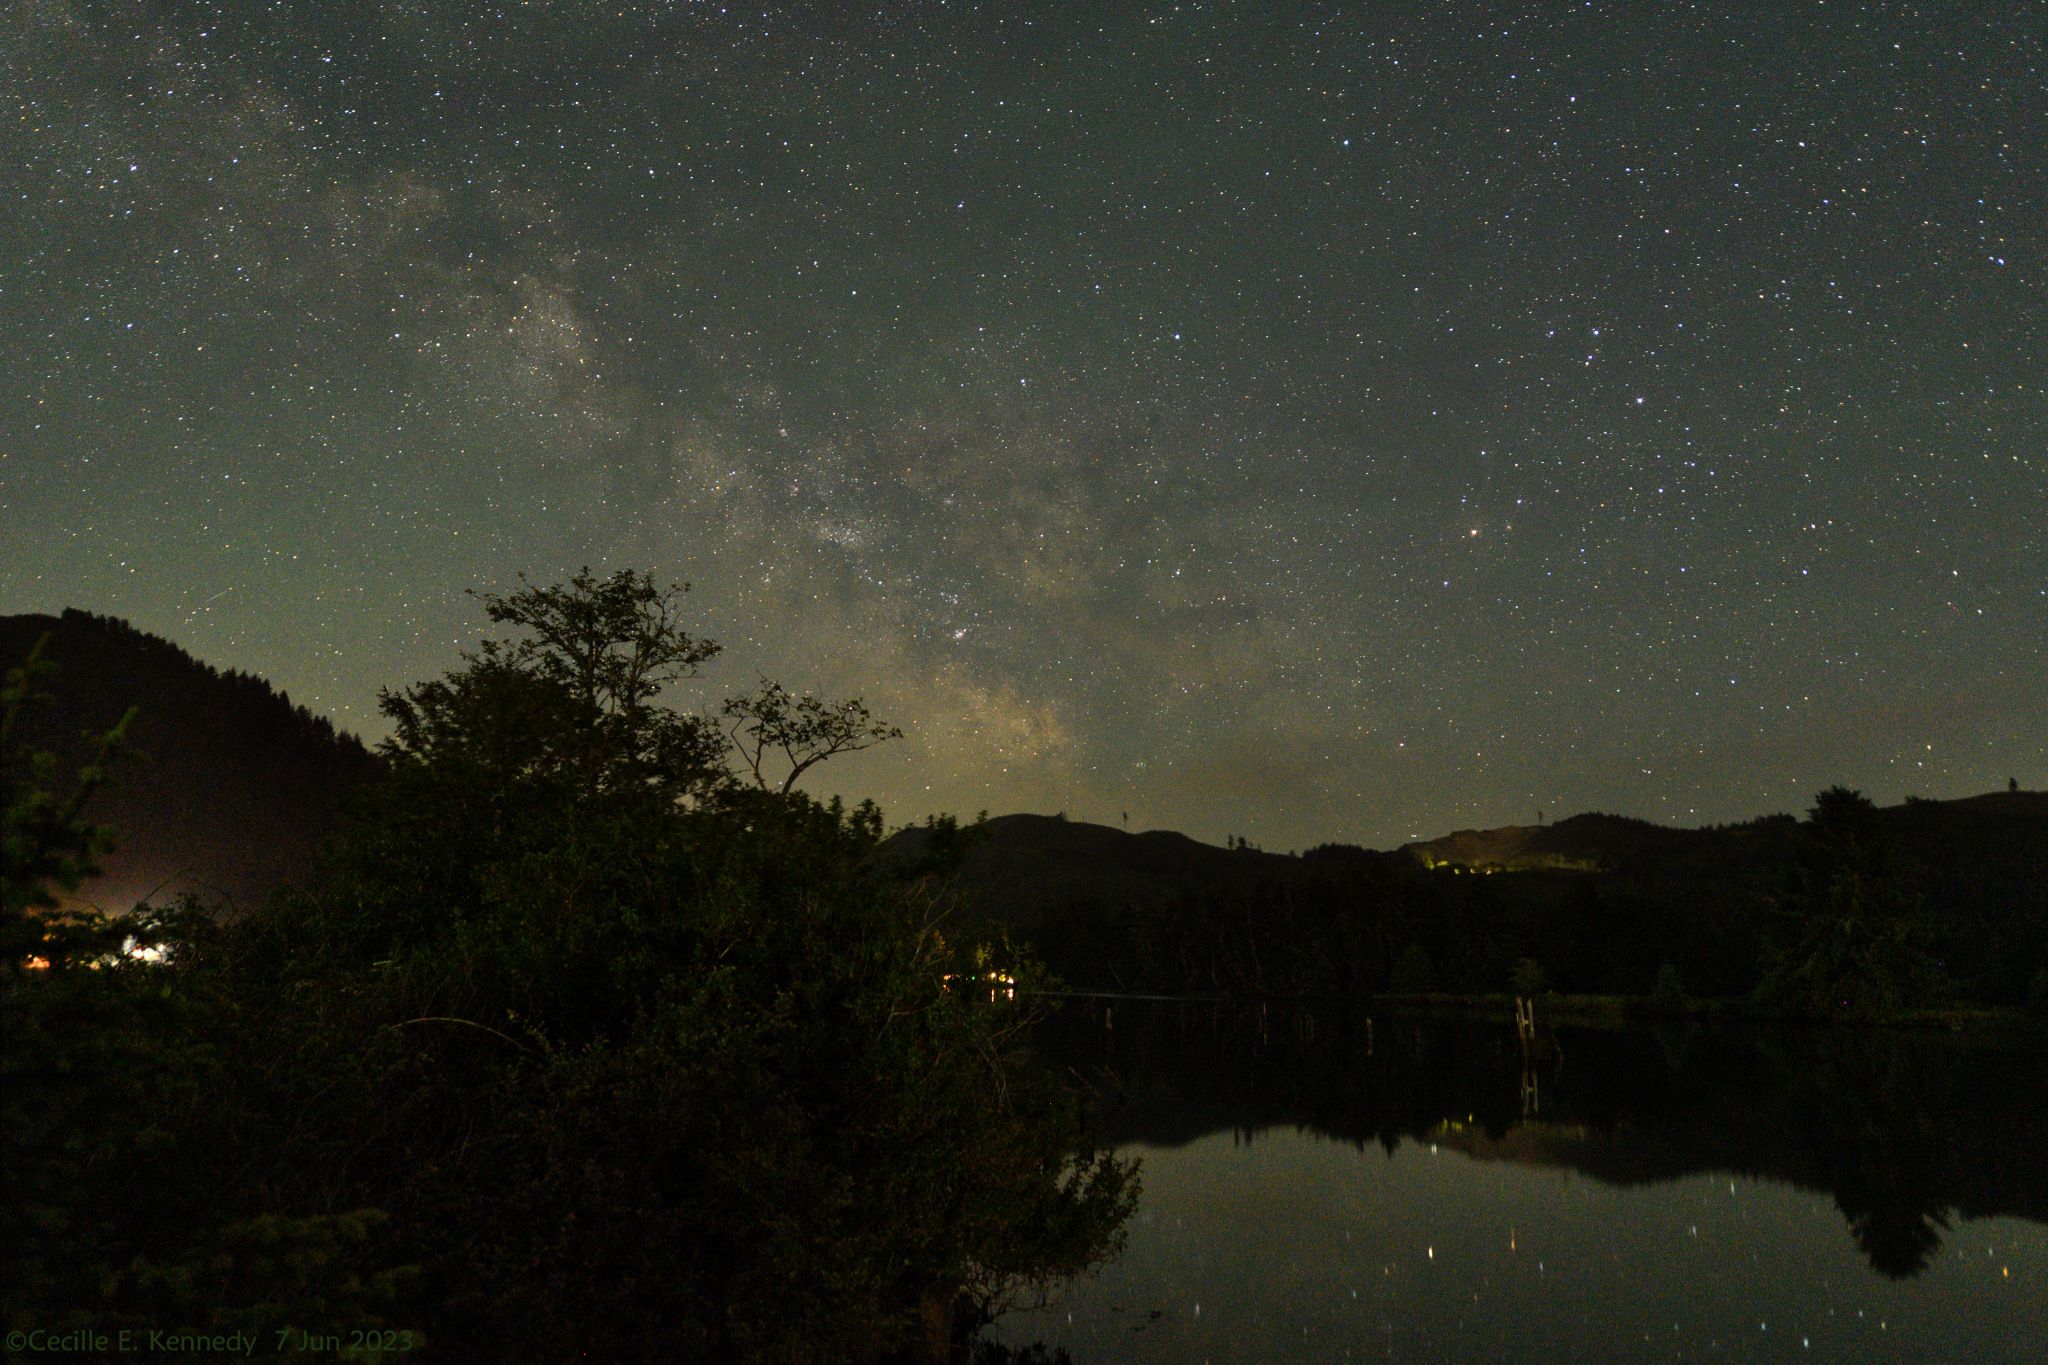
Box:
996;1127;2044;1364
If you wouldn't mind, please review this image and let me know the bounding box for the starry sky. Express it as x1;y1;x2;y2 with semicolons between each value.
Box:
3;1;2042;850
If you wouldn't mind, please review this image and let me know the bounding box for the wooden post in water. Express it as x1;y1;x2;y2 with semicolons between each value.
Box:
1515;995;1540;1116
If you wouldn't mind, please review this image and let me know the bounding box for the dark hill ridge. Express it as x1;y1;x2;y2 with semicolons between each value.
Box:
900;790;2047;1002
1401;795;2048;877
2;609;381;912
1401;809;1742;874
908;792;2044;925
6;609;2042;997
889;813;1306;935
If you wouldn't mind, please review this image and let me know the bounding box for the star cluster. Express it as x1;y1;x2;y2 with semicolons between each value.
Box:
3;2;2041;847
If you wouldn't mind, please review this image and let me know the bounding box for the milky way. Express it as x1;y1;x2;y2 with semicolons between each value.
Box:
3;2;2042;847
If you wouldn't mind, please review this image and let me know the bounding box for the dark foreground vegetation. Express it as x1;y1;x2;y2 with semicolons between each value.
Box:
5;582;2041;1359
2;573;1134;1363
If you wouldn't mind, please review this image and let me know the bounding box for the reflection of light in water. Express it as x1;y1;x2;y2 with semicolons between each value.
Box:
1003;1012;2048;1364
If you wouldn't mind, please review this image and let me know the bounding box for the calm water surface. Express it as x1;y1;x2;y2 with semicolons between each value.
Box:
994;1003;2048;1363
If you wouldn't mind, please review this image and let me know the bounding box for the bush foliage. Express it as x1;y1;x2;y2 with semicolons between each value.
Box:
3;572;1134;1363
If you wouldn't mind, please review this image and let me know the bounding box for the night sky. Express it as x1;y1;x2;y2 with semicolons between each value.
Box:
4;2;2042;850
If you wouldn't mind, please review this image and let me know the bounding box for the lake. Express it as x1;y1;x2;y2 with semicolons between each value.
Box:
990;1002;2048;1363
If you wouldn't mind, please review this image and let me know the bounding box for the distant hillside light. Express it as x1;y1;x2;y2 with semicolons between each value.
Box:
942;968;1017;1002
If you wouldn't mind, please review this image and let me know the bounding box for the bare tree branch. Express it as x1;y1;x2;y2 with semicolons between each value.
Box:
720;678;904;794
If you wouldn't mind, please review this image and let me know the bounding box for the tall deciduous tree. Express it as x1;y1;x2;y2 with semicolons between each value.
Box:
383;568;728;805
199;569;1133;1361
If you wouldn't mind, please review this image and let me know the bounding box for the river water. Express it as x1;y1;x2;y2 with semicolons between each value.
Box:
991;1002;2048;1363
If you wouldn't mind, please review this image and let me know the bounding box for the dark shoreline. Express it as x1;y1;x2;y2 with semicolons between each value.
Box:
1032;988;2048;1038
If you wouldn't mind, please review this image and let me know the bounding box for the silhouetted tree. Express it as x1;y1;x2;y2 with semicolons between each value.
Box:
382;567;728;804
1509;957;1548;996
199;570;1130;1361
1764;786;1942;1020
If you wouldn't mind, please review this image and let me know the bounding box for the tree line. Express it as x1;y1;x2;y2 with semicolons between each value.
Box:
3;570;1134;1363
1038;787;2048;1021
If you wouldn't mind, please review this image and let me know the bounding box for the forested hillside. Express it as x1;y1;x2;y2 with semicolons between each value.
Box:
904;792;2048;1011
0;610;380;910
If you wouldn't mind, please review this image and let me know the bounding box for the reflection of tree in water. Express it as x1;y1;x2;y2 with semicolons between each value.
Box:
1844;1201;1949;1279
1768;1029;1957;1278
1049;1002;2048;1281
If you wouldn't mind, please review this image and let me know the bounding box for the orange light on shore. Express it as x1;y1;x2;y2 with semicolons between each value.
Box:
941;969;1018;1002
15;937;165;972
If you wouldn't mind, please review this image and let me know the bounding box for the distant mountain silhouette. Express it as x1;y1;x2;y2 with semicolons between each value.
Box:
1401;796;2048;876
891;789;2048;1003
1401;810;1775;874
2;610;381;912
885;813;1312;935
899;794;2043;926
7;608;2041;988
